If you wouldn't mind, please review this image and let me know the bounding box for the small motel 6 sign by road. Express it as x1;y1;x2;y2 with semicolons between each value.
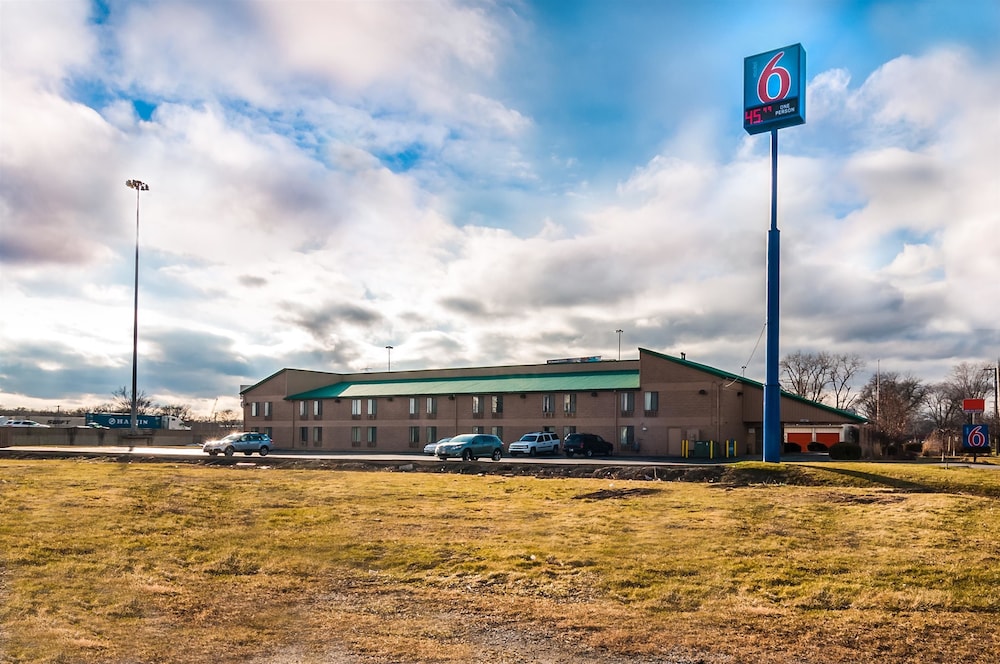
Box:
962;399;990;454
963;425;990;451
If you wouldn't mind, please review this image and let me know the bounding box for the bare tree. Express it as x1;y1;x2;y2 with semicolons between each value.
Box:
944;362;993;402
112;386;155;414
828;353;865;411
780;351;833;403
216;409;241;429
857;371;929;455
923;383;963;433
780;351;865;409
158;403;192;421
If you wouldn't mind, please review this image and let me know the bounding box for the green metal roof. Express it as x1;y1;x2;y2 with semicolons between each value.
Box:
287;370;640;401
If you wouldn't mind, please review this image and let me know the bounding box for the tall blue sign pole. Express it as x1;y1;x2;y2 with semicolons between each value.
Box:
744;44;806;463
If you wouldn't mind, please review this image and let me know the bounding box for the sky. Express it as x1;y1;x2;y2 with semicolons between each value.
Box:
1;0;998;419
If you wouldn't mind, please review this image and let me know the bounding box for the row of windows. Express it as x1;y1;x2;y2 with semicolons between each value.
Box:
279;424;641;448
253;392;660;420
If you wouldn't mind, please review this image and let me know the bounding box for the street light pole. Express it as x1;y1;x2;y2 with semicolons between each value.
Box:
125;179;149;433
616;329;623;361
986;361;1000;454
386;346;393;372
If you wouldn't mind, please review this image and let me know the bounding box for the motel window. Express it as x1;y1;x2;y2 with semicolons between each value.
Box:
367;398;377;417
491;426;503;440
426;426;437;443
251;402;259;417
351;426;361;447
472;395;484;416
409;398;419;416
563;426;576;439
313;427;322;447
491;395;503;415
620;425;635;448
409;426;420;446
299;427;308;446
298;401;307;418
472;426;484;434
621;392;635;416
367;427;377;447
313;400;322;417
263;402;271;418
542;394;554;414
563;393;576;415
644;391;659;415
352;399;362;417
426;397;437;415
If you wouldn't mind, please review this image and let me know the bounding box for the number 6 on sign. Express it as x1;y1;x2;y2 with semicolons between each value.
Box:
743;43;806;135
963;424;989;449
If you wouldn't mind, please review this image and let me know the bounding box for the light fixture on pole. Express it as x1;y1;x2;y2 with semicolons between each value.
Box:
125;179;149;432
386;346;393;372
616;329;623;361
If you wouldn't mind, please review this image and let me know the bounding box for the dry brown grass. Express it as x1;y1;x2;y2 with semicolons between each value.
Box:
1;458;999;663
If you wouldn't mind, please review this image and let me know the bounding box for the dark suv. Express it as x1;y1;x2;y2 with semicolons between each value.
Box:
564;433;613;457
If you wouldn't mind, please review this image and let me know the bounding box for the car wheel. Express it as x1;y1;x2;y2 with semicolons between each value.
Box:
529;447;536;457
585;449;594;458
209;450;218;457
259;446;269;456
491;449;502;461
224;446;235;457
462;449;472;462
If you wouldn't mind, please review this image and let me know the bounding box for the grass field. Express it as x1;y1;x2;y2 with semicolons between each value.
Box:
1;458;999;663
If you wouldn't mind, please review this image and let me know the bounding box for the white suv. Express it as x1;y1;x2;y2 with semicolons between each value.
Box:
508;432;559;456
1;419;50;427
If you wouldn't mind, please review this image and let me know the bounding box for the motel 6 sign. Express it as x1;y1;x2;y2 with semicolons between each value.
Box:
963;424;990;451
744;44;806;135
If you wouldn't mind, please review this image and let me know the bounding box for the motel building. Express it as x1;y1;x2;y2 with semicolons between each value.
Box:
241;348;865;457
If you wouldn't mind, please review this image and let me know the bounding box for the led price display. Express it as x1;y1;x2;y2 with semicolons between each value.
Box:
744;44;806;135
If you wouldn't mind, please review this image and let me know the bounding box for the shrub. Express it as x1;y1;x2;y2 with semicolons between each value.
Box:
828;442;862;460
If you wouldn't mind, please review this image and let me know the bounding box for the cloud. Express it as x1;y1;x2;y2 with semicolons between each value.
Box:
1;4;998;416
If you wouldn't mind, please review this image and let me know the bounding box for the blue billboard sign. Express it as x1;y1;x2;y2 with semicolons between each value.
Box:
86;413;163;429
744;43;806;135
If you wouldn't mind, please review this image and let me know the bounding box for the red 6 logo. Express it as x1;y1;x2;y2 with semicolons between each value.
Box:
757;52;792;103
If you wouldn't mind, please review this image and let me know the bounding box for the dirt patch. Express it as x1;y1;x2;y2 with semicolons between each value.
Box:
822;490;907;505
720;464;814;487
572;487;661;500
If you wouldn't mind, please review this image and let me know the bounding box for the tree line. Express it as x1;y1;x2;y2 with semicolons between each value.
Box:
2;386;241;427
780;351;999;455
